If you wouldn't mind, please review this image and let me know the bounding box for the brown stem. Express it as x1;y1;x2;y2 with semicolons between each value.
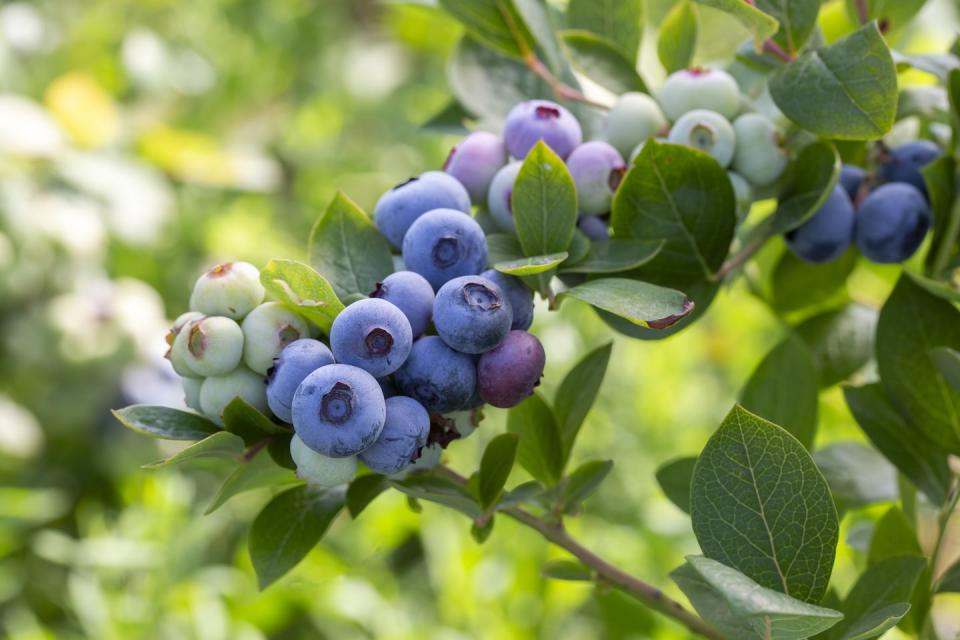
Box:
762;39;794;63
710;235;767;282
854;0;870;25
525;54;610;110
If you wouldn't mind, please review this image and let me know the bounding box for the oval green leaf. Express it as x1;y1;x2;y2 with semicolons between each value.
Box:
558;277;694;330
559;30;647;94
494;251;568;275
513;140;578;257
560;239;664;274
113;405;220;441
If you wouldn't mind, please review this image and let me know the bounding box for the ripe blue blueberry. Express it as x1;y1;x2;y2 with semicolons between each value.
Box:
480;268;534;330
605;92;667;159
566;141;626;215
443;131;508;205
180;315;244;377
854;183;931;264
291;364;386;458
394;336;477;413
785;186;855;264
189;261;264;321
477;330;546;408
369;270;434;338
839;164;866;201
290;434;357;487
359;395;430;475
578;214;610;242
330;298;413;377
503;99;583;160
434;275;513;354
658;67;741;121
731;113;787;186
668;109;736;167
487;161;522;233
199;366;270;425
879;140;941;197
374;171;471;249
241;302;310;375
266;339;335;423
402;208;487;291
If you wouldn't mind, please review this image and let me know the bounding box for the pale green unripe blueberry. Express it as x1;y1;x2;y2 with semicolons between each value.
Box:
658;67;740;121
199;366;269;425
731;113;788;187
181;315;244;377
167;311;205;378
290;435;357;487
727;172;753;220
668;109;736;167
390;442;442;480
189;261;265;321
605;92;668;159
182;377;202;411
241;302;310;375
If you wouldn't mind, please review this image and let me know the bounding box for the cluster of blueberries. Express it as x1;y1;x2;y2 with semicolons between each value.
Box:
787;140;941;264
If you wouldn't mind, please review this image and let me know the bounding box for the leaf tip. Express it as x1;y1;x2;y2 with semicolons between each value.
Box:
647;297;695;330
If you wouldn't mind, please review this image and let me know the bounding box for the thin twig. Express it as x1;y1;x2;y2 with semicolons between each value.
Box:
525;54;610;110
854;0;870;25
930;477;960;591
762;39;794;63
710;235;767;282
929;198;960;278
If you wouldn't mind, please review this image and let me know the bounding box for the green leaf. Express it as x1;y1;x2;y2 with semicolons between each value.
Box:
755;0;819;54
222;397;289;445
795;305;878;388
420;98;474;135
437;0;534;59
867;506;922;566
389;474;481;518
507;392;564;486
478;433;520;509
657;1;697;73
249;484;345;589
769;23;897;139
143;431;245;468
345;474;388;518
259;259;345;334
771;248;857;313
494;252;568;275
826;555;924;640
542;559;593;581
938;562;960;593
655;456;697;514
691;405;839;603
205;451;299;514
877;274;960;453
931;347;960;392
471;517;495;543
843;383;951;505
553;342;612;461
113;405;220;441
813;442;898;511
691;0;778;44
486;233;524;266
923;154;958;275
560;239;664;274
672;556;843;640
558;278;695;330
497;480;545;509
562;459;613;513
754;142;841;238
844;0;927;34
513;141;577;257
893;51;960;83
739;335;819;449
566;0;642;61
307;192;394;300
559;30;647;95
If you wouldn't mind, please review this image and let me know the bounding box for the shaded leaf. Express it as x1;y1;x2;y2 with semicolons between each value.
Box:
566;0;642;61
795;305;877;388
657;2;697;73
554;342;612;461
205;452;299;514
813;442;898;511
655;456;697;514
113;405;219;441
691;0;778;44
826;555;924;640
562;459;613;513
560;239;664;274
558;278;694;330
478;433;520;509
143;431;245;468
507;392;564;486
559;30;647;94
390;475;481;518
345;474;388;518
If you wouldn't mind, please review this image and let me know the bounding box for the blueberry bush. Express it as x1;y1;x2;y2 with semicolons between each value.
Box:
114;1;960;638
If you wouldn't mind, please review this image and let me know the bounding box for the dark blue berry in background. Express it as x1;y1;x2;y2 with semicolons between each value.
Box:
839;164;866;201
854;182;931;264
878;140;941;198
785;185;855;264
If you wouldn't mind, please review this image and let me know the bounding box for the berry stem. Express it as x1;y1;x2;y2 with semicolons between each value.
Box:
710;235;767;282
854;0;870;25
525;54;610;110
762;39;795;63
437;467;723;639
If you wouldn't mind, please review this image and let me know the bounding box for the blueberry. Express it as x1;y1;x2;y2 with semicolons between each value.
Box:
785;186;855;264
727;172;753;220
731;113;787;186
391;442;443;479
359;395;430;475
854;183;931;263
566;141;626;215
374;171;472;249
330;298;413;377
839;164;866;201
433;275;512;354
166;311;204;378
480;268;534;330
443;131;508;205
658;67;741;121
266;339;335;423
291;364;386;458
503;99;583;160
182;377;202;411
199;366;270;425
477;330;546;408
241;302;310;375
487;161;522;233
578;214;610;241
290;434;358;487
369;270;434;338
179;315;244;377
378;376;398;399
668;109;736;167
879;140;941;197
393;336;477;413
402;208;487;290
189;262;264;321
605;92;667;159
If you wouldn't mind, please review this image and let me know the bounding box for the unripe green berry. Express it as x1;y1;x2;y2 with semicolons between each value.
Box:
199;366;269;425
181;316;244;377
241;302;310;375
182;376;202;411
167;311;205;378
189;261;265;321
727;171;753;220
731;113;788;187
290;434;358;487
605;92;667;159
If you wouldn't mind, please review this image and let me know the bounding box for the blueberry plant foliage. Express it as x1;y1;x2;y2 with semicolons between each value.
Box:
114;1;960;638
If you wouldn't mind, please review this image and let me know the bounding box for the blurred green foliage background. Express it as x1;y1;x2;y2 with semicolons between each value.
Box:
1;1;959;638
